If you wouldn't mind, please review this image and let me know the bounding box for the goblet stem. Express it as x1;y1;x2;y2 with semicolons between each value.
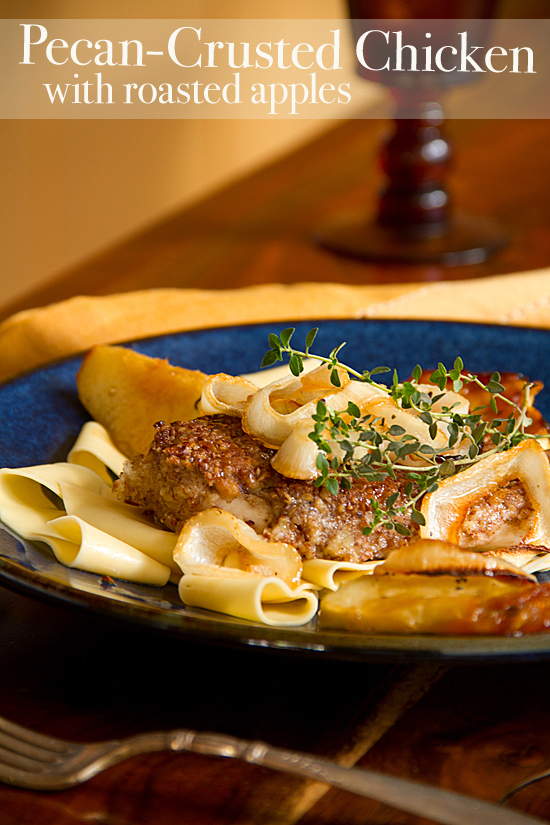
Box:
316;5;508;270
377;93;451;238
316;93;507;267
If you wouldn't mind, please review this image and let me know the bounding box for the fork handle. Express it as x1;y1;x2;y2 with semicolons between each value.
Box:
162;729;544;825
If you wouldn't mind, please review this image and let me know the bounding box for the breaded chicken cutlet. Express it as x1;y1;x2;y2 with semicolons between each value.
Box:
113;414;414;563
113;414;538;563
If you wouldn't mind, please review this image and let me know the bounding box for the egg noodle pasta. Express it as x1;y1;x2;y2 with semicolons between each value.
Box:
1;461;109;501
59;482;180;576
67;420;127;482
173;507;319;623
301;558;381;591
0;458;171;586
4;347;550;633
48;515;171;585
0;419;321;625
178;573;318;627
0;462;110;543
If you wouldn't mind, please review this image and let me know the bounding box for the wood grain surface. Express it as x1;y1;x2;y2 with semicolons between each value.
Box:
0;582;549;825
2;116;550;825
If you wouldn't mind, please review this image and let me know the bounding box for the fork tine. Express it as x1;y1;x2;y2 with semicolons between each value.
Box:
0;716;71;753
0;733;65;764
0;744;60;772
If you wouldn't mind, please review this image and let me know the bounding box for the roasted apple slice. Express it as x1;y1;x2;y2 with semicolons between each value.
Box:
77;345;205;458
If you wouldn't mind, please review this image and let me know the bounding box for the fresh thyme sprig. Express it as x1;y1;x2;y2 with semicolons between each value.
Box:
262;328;540;536
261;327;392;386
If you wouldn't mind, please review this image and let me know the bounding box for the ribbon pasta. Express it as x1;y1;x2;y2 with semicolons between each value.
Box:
301;558;381;591
0;461;172;586
173;508;318;625
48;515;170;586
178;573;318;627
0;422;321;625
5;349;550;633
59;482;179;575
0;424;178;585
0;463;109;541
67;420;127;482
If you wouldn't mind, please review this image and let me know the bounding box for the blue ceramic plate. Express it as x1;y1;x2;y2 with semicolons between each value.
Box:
2;319;550;663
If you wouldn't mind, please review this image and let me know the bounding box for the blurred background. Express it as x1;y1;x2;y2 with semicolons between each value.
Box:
1;0;383;314
0;0;546;315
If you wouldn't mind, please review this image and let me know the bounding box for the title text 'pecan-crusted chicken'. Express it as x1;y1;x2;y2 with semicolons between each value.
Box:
113;414;415;563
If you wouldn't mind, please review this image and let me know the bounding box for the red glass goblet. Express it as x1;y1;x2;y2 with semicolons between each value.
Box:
317;0;508;267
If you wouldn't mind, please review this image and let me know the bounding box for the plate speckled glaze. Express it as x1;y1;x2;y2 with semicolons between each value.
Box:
3;319;550;663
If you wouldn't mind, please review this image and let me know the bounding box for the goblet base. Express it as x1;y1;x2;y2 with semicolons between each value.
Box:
316;211;508;267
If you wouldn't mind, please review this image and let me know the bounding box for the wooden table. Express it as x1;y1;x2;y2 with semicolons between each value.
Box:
2;116;550;825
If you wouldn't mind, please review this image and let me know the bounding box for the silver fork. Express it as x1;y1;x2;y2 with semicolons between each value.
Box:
0;714;544;825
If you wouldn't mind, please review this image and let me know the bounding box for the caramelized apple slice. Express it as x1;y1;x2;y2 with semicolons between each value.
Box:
77;345;206;458
319;573;550;635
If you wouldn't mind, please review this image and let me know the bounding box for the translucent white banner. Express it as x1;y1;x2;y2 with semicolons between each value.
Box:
1;18;548;118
